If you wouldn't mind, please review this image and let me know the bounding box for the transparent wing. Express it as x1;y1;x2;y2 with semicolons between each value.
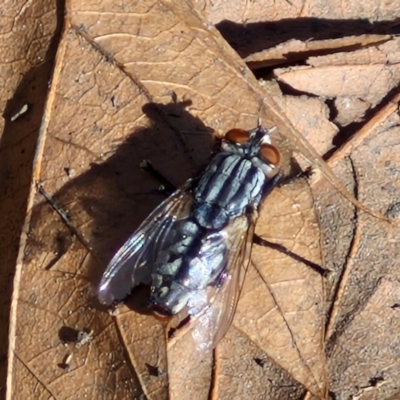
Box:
98;187;193;305
208;214;255;347
169;211;256;351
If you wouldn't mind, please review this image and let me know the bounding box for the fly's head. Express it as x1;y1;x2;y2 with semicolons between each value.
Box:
221;125;281;181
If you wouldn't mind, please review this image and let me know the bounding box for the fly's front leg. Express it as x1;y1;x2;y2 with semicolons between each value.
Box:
277;160;315;187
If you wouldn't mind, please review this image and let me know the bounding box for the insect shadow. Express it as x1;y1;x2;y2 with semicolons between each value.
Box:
27;98;324;320
26;99;213;312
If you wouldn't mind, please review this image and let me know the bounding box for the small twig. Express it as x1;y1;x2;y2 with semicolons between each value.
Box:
324;158;362;341
326;91;400;168
208;347;220;400
36;181;92;255
308;90;400;223
301;391;312;400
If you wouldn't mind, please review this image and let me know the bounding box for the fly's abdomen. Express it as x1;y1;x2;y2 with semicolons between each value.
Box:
150;218;228;315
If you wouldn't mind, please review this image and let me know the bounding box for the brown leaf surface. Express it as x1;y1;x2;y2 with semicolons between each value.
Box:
274;38;400;133
0;0;62;398
7;0;327;398
200;0;398;60
312;114;400;400
233;179;326;398
200;0;400;24
3;1;400;400
244;35;391;69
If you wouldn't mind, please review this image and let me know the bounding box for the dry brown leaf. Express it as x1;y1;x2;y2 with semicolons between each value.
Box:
0;0;61;398
312;114;400;399
244;35;391;69
234;179;326;398
274;38;400;128
201;0;400;24
329;278;400;398
7;0;328;398
3;0;400;399
260;80;339;157
200;1;399;60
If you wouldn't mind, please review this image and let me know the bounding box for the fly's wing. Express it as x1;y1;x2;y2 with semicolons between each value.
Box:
168;211;256;351
98;188;194;305
207;214;255;347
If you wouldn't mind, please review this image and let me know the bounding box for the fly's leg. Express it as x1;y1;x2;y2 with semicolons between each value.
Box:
140;160;176;196
253;234;328;276
275;154;316;187
278;166;314;186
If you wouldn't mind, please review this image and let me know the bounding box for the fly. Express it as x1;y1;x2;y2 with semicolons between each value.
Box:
98;122;281;347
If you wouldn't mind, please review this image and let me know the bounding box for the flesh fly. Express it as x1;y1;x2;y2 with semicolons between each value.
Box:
98;123;281;347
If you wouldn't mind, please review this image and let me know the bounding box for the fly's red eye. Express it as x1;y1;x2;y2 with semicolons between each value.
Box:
260;144;280;166
225;129;250;144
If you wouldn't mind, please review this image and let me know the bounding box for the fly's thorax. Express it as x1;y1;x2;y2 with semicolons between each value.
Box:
190;126;281;231
193;157;262;228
